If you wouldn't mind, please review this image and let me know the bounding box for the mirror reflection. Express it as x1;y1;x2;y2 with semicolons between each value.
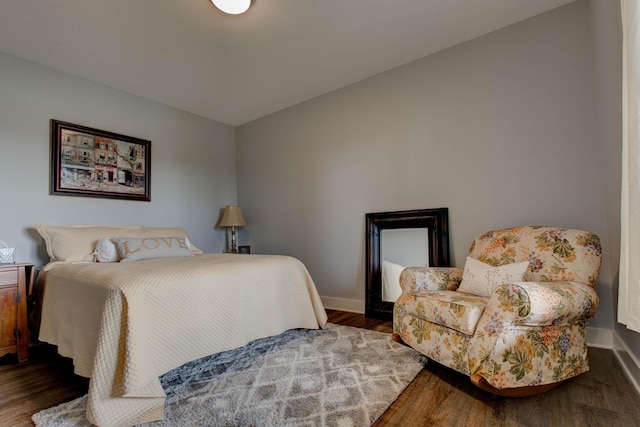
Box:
380;228;430;302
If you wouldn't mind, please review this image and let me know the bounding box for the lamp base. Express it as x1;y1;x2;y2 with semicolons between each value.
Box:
230;226;238;253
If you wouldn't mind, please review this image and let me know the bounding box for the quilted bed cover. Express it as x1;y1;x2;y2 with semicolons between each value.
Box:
38;254;328;426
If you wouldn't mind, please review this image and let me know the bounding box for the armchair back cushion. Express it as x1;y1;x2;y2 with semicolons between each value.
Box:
467;226;601;287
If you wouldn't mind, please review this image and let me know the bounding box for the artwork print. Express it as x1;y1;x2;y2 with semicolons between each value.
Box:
50;120;151;201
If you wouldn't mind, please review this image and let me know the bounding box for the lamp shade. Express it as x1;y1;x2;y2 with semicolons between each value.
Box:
218;205;247;227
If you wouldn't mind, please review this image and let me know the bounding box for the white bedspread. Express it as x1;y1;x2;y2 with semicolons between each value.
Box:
38;254;327;427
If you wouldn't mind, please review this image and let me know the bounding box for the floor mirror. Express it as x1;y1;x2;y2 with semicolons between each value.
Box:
365;208;450;320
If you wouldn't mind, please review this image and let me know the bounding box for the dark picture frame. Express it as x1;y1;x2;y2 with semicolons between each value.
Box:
50;119;151;202
238;245;251;254
365;208;450;320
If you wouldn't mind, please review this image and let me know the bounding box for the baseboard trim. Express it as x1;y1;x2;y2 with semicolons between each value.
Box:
320;296;364;314
612;331;640;396
586;327;613;349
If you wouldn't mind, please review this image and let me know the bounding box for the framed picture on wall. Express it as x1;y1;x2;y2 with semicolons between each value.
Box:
238;245;251;254
50;119;151;201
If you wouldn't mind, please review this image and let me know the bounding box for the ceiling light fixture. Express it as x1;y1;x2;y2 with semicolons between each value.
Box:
211;0;252;15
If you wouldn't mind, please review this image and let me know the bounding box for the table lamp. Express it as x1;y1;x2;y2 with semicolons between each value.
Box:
218;205;247;253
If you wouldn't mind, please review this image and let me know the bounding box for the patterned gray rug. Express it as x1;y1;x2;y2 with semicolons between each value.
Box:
32;323;426;427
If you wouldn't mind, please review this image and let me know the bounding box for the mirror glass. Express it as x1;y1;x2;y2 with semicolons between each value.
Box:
365;208;449;320
380;228;429;302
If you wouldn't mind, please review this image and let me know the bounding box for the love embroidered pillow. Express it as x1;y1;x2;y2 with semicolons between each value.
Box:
458;256;529;297
111;236;193;262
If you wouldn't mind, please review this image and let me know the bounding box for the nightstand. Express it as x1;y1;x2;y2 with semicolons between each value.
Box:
0;263;34;362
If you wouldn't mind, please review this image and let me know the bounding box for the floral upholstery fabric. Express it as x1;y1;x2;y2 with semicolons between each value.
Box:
394;226;602;390
399;266;463;293
395;308;472;375
468;226;601;286
397;290;488;335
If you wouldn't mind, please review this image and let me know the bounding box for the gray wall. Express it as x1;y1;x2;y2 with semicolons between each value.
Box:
589;0;640;363
0;52;237;265
236;1;614;329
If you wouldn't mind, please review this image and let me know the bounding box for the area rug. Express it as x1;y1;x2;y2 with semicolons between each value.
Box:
32;323;426;427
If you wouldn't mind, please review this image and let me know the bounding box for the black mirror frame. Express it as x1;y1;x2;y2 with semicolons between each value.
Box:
365;208;450;320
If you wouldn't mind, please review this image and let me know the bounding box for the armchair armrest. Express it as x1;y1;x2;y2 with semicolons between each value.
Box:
483;281;599;328
399;267;463;293
468;281;598;390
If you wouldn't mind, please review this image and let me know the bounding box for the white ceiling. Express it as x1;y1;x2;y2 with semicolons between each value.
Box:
0;0;574;126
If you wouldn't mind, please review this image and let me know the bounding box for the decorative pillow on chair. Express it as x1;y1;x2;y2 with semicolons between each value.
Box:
111;236;193;262
458;256;529;297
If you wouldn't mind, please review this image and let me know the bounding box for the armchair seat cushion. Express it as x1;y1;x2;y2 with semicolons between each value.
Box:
403;290;489;335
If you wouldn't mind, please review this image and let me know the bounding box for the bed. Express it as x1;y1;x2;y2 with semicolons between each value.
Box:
35;225;328;427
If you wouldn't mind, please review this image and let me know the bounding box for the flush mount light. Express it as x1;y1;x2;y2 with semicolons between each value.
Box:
211;0;252;15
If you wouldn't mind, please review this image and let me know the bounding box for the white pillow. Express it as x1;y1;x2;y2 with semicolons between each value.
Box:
111;236;194;262
458;256;529;297
36;224;143;262
95;237;120;263
36;224;204;263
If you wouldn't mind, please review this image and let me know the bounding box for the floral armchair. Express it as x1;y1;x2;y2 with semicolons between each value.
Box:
393;226;602;395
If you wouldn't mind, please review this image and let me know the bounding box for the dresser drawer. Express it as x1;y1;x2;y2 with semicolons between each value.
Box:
0;269;17;286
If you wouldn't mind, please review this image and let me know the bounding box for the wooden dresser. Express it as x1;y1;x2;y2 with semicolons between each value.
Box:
0;263;34;362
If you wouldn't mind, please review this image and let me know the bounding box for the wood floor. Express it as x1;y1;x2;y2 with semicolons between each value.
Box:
2;310;640;426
